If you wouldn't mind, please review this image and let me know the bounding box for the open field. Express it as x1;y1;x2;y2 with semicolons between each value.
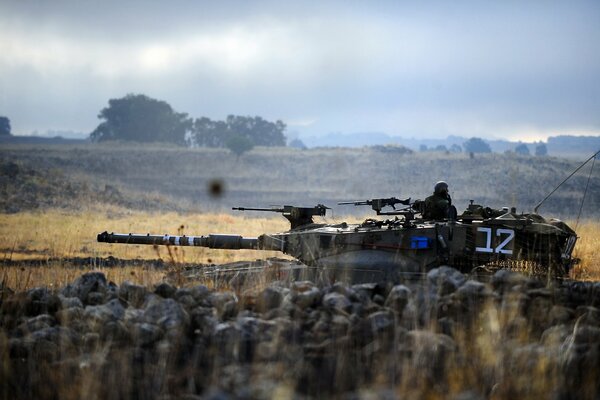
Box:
0;209;598;291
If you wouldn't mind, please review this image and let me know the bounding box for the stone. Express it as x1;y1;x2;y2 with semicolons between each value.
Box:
144;297;190;333
323;292;352;313
62;272;107;303
255;287;283;313
209;292;238;320
292;286;321;310
58;294;83;309
490;269;529;293
84;298;125;324
119;281;148;308
154;282;176;298
427;266;466;295
132;322;164;347
385;285;412;314
25;287;60;316
454;280;492;303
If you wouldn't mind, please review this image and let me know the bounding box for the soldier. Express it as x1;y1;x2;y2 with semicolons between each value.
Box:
423;181;452;220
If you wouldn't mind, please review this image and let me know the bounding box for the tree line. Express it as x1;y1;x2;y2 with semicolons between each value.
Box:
90;94;286;155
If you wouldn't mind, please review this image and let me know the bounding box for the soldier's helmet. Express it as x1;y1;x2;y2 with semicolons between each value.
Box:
434;181;449;194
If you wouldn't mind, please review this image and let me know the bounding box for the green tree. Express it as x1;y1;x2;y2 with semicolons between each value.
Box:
90;94;192;145
463;137;491;153
535;142;548;156
226;134;254;157
514;143;530;155
190;115;286;148
0;116;11;136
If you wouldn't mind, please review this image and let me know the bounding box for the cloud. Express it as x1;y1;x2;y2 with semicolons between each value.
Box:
0;1;599;138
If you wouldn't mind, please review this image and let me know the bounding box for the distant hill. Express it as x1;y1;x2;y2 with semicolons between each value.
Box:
300;132;600;158
0;135;87;145
547;136;600;157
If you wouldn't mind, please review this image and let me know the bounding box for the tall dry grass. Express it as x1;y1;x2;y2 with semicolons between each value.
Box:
570;220;600;280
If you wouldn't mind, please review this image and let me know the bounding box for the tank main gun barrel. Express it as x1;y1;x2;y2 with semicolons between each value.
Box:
97;231;259;249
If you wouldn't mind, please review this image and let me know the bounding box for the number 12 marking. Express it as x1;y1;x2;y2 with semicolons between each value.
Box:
475;227;515;255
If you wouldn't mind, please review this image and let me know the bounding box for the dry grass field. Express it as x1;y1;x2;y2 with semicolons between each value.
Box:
0;207;598;291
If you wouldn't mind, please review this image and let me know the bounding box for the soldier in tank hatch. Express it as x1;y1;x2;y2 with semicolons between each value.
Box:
423;181;451;220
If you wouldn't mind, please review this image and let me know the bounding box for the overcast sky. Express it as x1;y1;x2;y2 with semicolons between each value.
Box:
1;0;599;141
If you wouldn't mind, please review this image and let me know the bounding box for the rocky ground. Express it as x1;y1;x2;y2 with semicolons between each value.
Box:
1;267;600;399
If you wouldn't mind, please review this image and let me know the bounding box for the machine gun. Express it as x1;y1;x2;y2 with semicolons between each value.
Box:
232;204;329;229
338;197;412;216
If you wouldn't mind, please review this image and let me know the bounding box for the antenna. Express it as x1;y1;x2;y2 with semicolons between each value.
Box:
534;149;600;213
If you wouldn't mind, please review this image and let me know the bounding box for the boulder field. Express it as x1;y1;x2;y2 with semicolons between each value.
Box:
1;267;600;399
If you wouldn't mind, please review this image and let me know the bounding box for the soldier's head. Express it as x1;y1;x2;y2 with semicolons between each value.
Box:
434;181;449;195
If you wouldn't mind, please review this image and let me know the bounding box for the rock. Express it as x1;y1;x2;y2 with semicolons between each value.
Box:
132;322;164;347
213;321;240;361
56;307;86;331
209;292;238;320
119;281;148;308
491;269;529;293
101;320;130;343
25;287;61;316
190;306;218;337
323;292;352;313
385;285;411;314
256;287;283;313
85;298;125;323
403;330;456;382
291;286;322;310
189;285;211;303
571;325;600;345
548;305;574;326
351;282;389;301
427;266;466;295
454;280;492;304
62;272;108;304
451;391;485;400
16;314;56;335
237;316;260;362
58;294;83;309
368;310;395;335
177;294;198;310
86;292;105;306
575;306;600;326
144;297;190;333
154;282;176;298
541;325;571;347
124;308;145;325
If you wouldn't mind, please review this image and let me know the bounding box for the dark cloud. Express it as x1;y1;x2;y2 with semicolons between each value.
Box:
1;0;599;140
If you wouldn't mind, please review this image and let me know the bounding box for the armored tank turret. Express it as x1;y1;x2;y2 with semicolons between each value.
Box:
97;198;577;282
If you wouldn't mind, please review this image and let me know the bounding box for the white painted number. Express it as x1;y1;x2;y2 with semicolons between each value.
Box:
475;227;514;255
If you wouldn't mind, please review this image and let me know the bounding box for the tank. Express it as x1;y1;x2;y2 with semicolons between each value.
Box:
97;197;578;282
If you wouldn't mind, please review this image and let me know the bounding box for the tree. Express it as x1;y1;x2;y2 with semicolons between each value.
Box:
0;116;11;136
463;137;491;153
450;144;462;153
226;134;254;157
289;138;307;149
514;143;530;155
535;142;548;156
90;94;192;145
190;115;286;148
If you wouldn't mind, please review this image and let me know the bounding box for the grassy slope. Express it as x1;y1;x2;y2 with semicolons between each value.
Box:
1;142;599;218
